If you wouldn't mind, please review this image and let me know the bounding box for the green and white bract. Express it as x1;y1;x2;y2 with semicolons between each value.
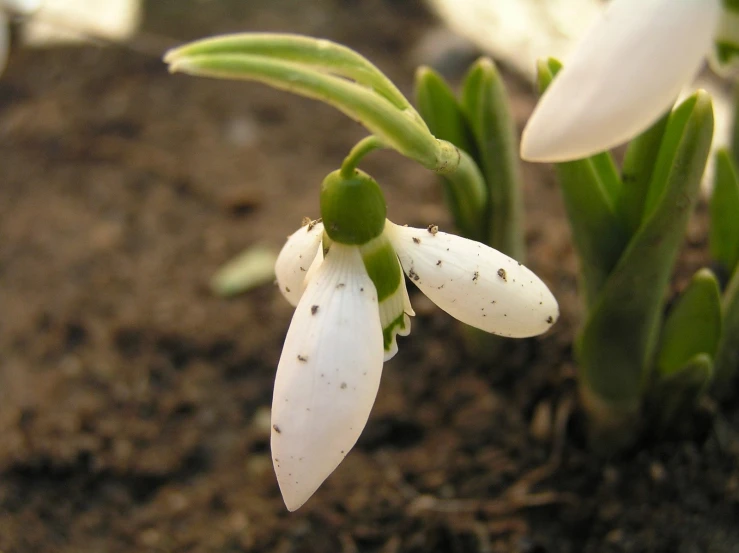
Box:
521;0;725;162
271;169;558;511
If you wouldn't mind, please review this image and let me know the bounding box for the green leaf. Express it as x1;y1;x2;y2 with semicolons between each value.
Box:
167;52;439;169
165;33;414;113
710;149;739;273
656;268;722;377
714;265;739;385
415;66;478;159
414;67;486;241
210;245;277;297
731;85;739;166
577;92;714;411
438;150;488;241
618;111;670;236
641;96;705;221
536;58;628;307
461;58;524;259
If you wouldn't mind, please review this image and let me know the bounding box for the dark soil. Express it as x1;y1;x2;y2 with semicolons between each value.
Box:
1;1;738;552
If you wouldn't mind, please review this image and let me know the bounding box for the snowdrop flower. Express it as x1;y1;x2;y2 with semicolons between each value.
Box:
270;169;558;510
521;0;726;162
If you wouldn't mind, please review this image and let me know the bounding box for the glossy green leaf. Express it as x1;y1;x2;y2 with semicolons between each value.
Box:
536;58;628;307
414;66;487;240
462;58;523;259
167;53;440;169
415;66;478;159
656;268;722;376
710;149;739;273
618;111;670;236
165;33;414;113
577;92;714;411
438;150;488;241
641;97;705;221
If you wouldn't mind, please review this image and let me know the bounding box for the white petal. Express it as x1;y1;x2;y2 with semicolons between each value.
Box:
386;223;558;338
2;0;42;16
271;243;384;511
520;0;720;162
274;220;324;306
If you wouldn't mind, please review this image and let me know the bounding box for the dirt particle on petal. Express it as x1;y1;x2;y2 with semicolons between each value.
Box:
301;216;312;227
408;268;420;281
299;266;306;272
285;286;291;293
473;271;479;282
360;287;364;292
297;355;308;362
336;283;345;289
311;305;319;315
412;237;421;244
427;224;438;235
436;260;442;266
340;382;347;389
497;268;507;282
547;316;554;324
307;218;321;231
272;424;281;434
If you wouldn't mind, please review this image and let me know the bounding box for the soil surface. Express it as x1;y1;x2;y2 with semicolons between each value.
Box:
1;1;738;552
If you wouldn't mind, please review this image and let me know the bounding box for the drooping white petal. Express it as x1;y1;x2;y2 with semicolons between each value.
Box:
274;220;324;306
386;222;558;338
271;243;384;511
520;0;720;162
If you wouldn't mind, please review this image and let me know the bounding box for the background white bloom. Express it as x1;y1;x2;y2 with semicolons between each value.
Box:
520;0;722;162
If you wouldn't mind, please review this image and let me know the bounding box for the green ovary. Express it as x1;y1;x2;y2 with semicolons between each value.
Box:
320;169;387;245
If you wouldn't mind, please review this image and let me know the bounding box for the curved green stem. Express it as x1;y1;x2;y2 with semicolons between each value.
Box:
340;136;387;178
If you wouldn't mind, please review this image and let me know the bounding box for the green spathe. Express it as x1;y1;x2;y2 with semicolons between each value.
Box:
320;169;386;245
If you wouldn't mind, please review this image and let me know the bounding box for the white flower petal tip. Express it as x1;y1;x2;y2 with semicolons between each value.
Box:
271;244;384;511
2;0;43;16
275;219;324;306
386;223;558;338
520;0;721;163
